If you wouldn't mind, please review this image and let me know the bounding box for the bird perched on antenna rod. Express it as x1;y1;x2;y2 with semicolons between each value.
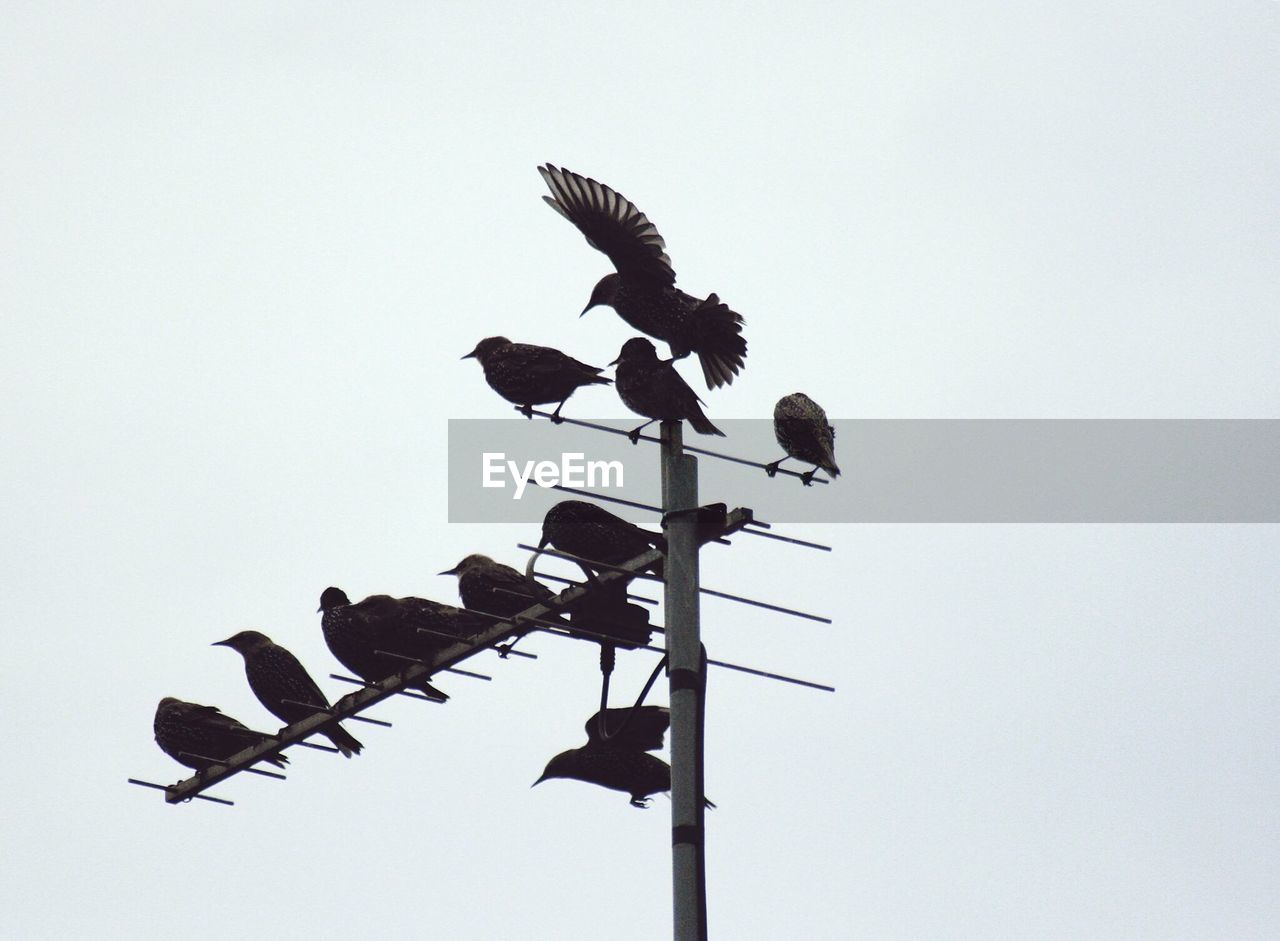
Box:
213;630;363;757
440;553;560;621
538;164;747;390
153;697;290;773
538;499;666;580
462;336;611;422
612;336;725;443
317;588;453;702
767;392;840;486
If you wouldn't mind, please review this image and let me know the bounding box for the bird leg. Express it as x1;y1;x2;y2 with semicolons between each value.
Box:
764;456;788;478
549;399;568;424
627;419;657;444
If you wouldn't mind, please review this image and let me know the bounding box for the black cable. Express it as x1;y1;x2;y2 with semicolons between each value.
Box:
597;653;669;744
597;642;616;731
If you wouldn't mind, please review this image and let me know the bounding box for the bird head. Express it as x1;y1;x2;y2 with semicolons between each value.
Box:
533;749;579;787
609;336;658;366
462;336;510;363
582;273;621;316
439;554;494;577
318;586;351;613
212;630;271;654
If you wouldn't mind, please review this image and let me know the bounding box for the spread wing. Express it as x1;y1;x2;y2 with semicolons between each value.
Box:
585;705;670;752
539;164;676;287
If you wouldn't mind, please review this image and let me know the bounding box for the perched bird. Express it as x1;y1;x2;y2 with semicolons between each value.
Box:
153;697;289;773
318;588;451;701
439;553;557;619
462;336;611;421
213;630;363;757
535;706;714;809
538;164;747;389
612;337;724;442
538;500;665;577
767;392;840;486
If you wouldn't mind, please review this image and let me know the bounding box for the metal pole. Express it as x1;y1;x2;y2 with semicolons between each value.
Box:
661;420;705;941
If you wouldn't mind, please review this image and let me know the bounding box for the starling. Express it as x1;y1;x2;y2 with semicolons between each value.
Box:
529;711;711;809
767;392;840;486
153;696;289;772
462;336;611;421
439;553;559;620
611;337;725;442
318;587;450;701
538;164;747;390
538;500;665;577
213;630;363;757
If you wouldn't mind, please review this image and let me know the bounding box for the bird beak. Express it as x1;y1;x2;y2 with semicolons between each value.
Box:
439;565;459;576
580;301;596;318
531;775;548;788
461;350;478;360
212;638;232;648
316;604;323;613
607;356;620;366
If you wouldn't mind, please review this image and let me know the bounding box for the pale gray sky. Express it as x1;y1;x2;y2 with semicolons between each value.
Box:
2;3;1277;939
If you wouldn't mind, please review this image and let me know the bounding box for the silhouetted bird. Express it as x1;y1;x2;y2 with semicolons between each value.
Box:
767;392;840;486
534;714;715;809
153;696;289;772
213;630;363;757
612;337;725;442
439;553;557;619
538;500;665;578
538;164;747;389
462;336;611;421
318;588;450;701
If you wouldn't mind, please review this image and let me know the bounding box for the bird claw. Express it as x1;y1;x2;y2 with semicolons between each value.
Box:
800;470;817;487
550;413;565;425
627;429;642;445
630;797;652;809
764;460;781;478
518;405;534;419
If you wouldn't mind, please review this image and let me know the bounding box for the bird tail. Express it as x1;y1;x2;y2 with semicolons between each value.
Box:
688;294;746;389
686;405;725;438
819;441;841;477
325;723;364;758
412;678;450;702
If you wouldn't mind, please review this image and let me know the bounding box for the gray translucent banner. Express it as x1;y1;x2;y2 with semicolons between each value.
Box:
447;419;1279;524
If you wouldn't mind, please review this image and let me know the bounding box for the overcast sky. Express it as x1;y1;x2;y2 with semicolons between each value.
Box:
3;3;1277;939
